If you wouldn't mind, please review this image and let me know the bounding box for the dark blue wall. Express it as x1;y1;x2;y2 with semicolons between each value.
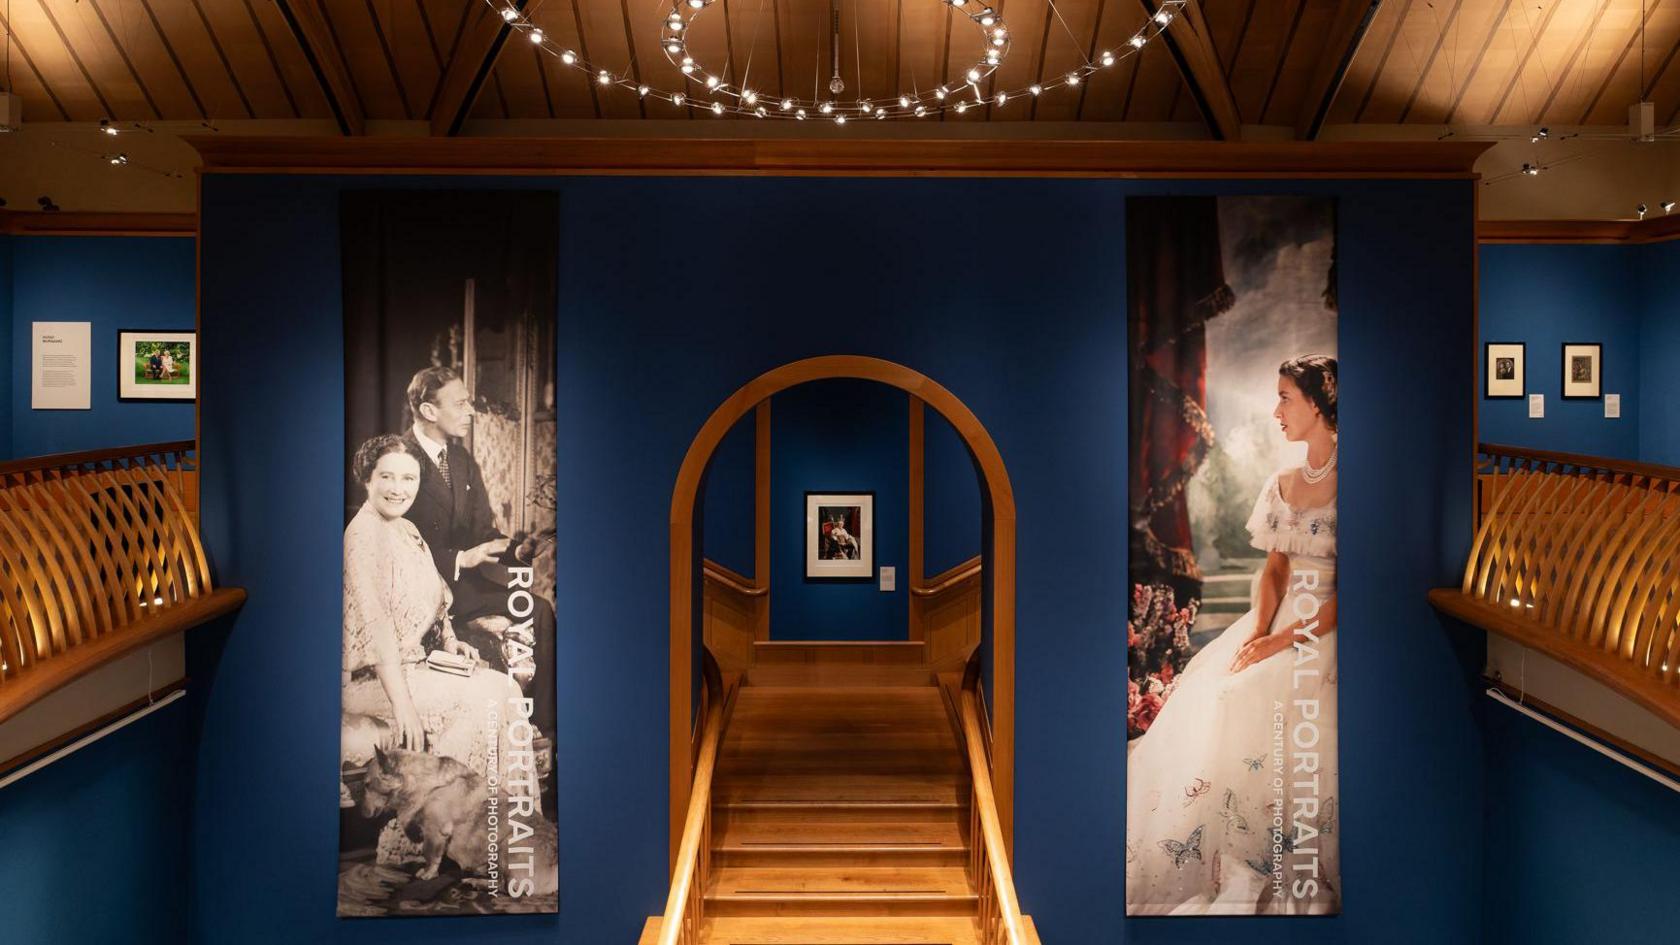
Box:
0;699;192;944
1478;244;1639;460
1637;241;1680;465
189;174;1480;945
701;413;756;577
770;379;908;641
0;235;12;459
925;408;982;577
1479;705;1680;944
7;236;196;457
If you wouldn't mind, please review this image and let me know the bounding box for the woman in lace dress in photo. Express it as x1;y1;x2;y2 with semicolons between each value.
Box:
1126;355;1341;916
340;435;530;865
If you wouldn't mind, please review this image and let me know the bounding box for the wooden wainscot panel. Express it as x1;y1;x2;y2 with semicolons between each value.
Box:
702;560;763;675
916;556;983;671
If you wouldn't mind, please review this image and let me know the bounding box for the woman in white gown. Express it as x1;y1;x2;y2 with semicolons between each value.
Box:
1126;355;1340;916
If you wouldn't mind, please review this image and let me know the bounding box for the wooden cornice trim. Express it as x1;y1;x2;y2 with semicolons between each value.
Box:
0;210;196;237
1478;215;1680;244
1429;589;1679;731
430;1;526;136
1296;1;1384;140
182;136;1492;177
272;0;366;136
1144;0;1243;142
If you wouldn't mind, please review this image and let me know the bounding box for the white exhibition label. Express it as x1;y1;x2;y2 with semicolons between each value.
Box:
31;321;91;410
879;566;896;592
1529;393;1545;418
1605;393;1621;418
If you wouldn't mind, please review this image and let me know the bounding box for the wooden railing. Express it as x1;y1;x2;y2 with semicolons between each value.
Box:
959;658;1027;945
1428;443;1680;729
0;441;245;725
657;650;732;945
916;555;983;671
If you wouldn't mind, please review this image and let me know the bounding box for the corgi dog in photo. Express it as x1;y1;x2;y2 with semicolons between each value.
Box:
360;747;489;881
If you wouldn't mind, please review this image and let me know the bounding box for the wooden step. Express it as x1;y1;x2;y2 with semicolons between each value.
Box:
749;642;933;687
714;771;969;807
638;915;1042;945
715;800;969;829
714;816;969;867
706;867;977;918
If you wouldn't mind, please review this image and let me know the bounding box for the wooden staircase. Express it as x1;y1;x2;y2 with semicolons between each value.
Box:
641;641;1040;944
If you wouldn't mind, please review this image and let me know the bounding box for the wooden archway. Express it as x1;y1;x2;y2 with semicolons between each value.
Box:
669;355;1017;865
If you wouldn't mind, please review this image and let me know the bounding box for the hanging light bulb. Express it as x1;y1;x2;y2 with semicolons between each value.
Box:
979;8;996;26
995;92;1007;105
781;98;794;110
967;68;982;83
530;28;545;44
1100;50;1115;67
1154;8;1174;25
1129;33;1146;49
1029;84;1042;96
673;93;685;106
1066;72;1081;86
712;101;724;115
936;86;948;100
743;90;758;106
899;95;911;108
638;84;651;96
502;6;520;22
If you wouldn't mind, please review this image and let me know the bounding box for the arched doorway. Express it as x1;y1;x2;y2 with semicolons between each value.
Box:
668;355;1017;865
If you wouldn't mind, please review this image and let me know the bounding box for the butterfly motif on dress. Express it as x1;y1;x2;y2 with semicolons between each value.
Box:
1218;789;1250;834
1243;755;1264;772
1182;777;1211;806
1158;826;1204;869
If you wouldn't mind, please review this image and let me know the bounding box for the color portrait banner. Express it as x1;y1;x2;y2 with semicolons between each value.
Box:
337;192;559;916
1125;196;1340;917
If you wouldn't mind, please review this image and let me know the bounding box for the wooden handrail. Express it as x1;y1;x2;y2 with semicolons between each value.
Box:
959;666;1027;945
1433;444;1680;730
701;561;768;598
657;652;730;945
0;442;244;725
911;555;982;598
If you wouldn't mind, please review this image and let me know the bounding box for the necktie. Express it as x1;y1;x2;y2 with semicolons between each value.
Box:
436;447;452;488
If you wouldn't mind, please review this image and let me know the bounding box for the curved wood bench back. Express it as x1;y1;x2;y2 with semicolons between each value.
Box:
0;441;243;726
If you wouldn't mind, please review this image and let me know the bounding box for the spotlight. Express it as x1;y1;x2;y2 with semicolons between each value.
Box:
1101;50;1115;67
597;70;612;85
109;153;128;166
638;85;651;96
967;68;982;83
1663;201;1676;213
1154;8;1173;25
979;7;996;26
1520;162;1539;176
561;50;577;65
1637;203;1649;219
501;6;520;22
712;101;724;115
899;96;910;108
1029;84;1042;96
1066;72;1081;86
529;28;544;44
781;98;794;110
100;119;119;136
672;93;685;106
38;196;59;212
1530;126;1549;143
1129;33;1147;49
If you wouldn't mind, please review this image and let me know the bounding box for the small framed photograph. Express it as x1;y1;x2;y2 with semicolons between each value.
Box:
118;330;197;401
805;492;874;581
1561;342;1602;400
1484;342;1526;399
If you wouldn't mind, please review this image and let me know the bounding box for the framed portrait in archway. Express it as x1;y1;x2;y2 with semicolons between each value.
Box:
805;491;874;580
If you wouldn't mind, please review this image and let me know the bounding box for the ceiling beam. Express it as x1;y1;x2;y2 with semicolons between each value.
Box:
1296;1;1383;139
1140;0;1242;141
431;0;528;137
273;0;365;135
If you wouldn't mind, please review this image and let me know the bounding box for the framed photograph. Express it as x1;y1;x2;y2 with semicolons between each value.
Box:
805;491;874;581
1484;342;1526;399
1561;342;1602;400
117;330;197;401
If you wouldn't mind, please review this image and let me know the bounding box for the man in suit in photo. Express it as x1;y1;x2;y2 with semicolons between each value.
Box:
401;365;557;748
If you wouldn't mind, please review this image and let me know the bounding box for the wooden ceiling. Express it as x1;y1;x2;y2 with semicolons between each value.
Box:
1;0;1678;136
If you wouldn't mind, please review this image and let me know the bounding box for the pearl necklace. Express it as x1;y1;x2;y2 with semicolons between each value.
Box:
1302;446;1338;484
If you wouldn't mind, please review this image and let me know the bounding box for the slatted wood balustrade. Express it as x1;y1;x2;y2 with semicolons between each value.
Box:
1428;444;1680;729
0;441;245;725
